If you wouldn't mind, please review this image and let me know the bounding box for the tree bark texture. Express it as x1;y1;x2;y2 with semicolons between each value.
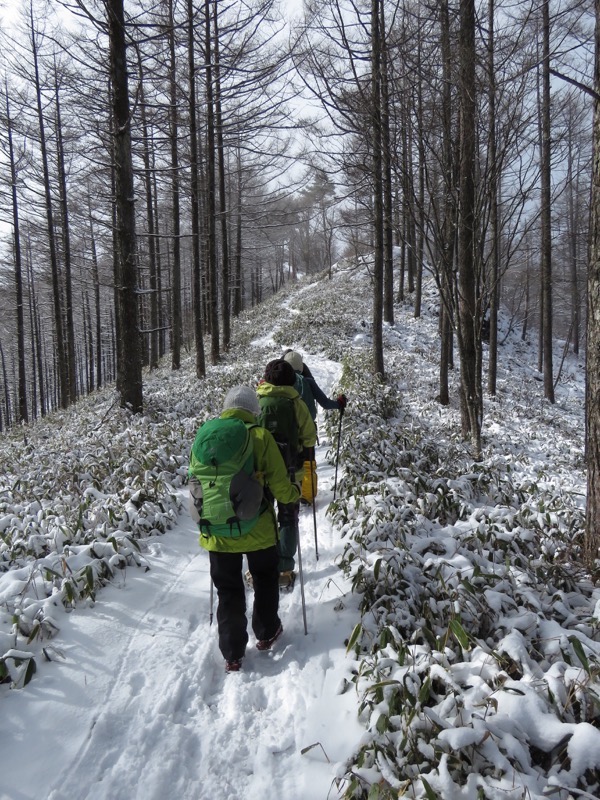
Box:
107;0;143;413
187;0;206;378
6;84;28;424
541;0;555;403
204;0;220;365
585;0;600;563
371;0;385;378
168;0;182;371
30;9;68;410
457;0;482;454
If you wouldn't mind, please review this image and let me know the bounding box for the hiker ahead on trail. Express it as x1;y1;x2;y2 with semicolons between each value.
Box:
188;385;300;672
283;350;347;504
256;359;317;588
283;350;347;421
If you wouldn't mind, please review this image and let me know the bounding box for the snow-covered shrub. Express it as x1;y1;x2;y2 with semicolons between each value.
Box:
325;278;598;800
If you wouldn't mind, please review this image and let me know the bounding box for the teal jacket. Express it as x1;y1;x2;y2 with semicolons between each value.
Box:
294;374;317;420
189;408;300;553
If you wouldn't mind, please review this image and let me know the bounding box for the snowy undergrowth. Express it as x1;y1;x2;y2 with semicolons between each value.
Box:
0;268;348;688
322;286;599;798
0;292;299;688
239;263;600;798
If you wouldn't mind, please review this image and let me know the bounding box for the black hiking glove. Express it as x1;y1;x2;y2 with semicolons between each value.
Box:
337;394;347;411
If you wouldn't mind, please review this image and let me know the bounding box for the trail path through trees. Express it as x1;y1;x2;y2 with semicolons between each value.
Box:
3;355;363;800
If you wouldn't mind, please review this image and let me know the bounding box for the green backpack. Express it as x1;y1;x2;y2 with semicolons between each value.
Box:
257;395;301;472
189;418;263;538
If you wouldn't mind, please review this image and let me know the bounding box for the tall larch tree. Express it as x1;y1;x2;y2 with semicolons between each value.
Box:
586;0;600;564
457;0;481;455
5;81;28;424
371;0;385;378
29;4;69;409
107;0;143;412
541;0;555;403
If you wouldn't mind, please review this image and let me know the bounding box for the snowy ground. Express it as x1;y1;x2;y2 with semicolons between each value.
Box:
1;355;364;800
2;262;599;800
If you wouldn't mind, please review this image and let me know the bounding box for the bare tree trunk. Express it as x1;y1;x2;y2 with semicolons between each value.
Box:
380;0;394;326
213;3;231;352
168;0;182;371
371;0;385;378
30;8;68;410
26;235;46;417
87;195;103;389
522;253;530;341
439;303;452;407
487;0;499;397
585;0;600;564
414;7;425;320
541;0;555;403
26;243;38;419
438;0;454;407
84;292;93;393
233;142;243;316
204;0;220;365
0;340;10;428
566;117;581;356
5;81;28;424
107;0;143;413
135;54;159;371
457;0;481;454
150;158;166;360
55;72;77;403
405;115;416;296
185;0;205;379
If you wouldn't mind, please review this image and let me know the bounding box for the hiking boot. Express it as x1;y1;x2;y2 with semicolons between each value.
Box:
225;658;243;673
256;623;283;652
278;570;295;590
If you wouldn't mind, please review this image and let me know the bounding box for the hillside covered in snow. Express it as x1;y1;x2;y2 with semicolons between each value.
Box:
1;261;599;800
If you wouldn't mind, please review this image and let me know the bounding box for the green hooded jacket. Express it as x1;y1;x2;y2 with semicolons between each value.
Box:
190;408;300;553
256;381;317;452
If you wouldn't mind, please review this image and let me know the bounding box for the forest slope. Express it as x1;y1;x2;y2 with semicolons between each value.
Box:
1;259;599;800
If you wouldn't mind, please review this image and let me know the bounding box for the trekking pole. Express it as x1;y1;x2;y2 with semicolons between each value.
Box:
291;467;308;635
333;407;344;501
312;492;318;561
307;447;319;560
209;579;214;626
296;520;308;635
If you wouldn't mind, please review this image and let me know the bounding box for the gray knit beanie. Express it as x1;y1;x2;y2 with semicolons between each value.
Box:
223;385;260;416
283;351;303;373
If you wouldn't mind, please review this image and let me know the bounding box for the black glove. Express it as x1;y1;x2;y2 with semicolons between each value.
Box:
337;394;347;411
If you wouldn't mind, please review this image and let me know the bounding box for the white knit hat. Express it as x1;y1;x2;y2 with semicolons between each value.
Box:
283;351;303;373
223;385;260;415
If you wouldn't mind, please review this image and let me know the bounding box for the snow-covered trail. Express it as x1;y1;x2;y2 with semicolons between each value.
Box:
2;354;364;800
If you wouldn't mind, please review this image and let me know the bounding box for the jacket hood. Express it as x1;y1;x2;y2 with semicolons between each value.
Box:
256;381;299;400
220;407;257;424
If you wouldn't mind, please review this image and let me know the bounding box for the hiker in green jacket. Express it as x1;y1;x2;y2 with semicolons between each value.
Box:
189;385;300;672
256;359;317;588
283;350;347;504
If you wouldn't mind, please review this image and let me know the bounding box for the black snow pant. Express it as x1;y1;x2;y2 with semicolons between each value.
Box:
209;546;280;663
